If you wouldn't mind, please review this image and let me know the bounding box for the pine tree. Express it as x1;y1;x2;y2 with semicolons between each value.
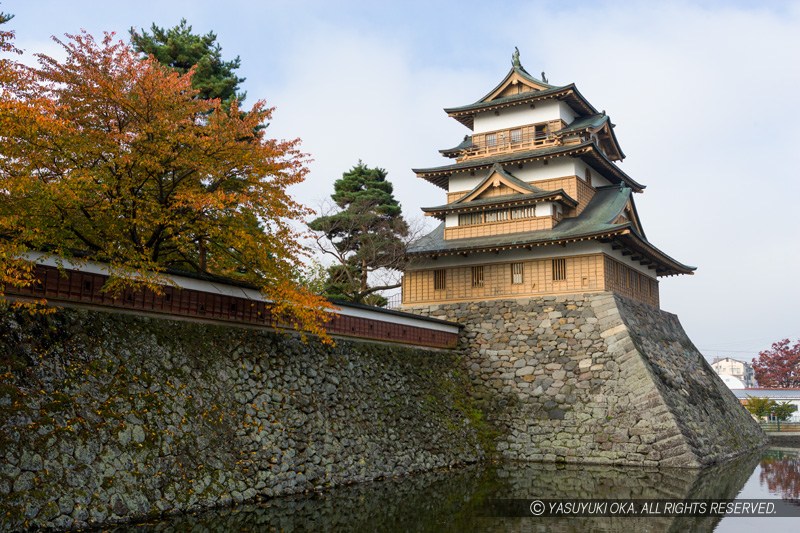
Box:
309;162;409;305
130;19;245;109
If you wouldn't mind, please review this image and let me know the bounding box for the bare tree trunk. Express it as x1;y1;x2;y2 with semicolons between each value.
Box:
360;258;368;293
198;239;207;272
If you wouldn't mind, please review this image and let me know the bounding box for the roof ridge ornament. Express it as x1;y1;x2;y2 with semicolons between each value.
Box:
511;46;522;69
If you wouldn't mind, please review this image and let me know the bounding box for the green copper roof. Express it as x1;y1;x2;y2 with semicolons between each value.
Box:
443;82;599;129
413;141;645;192
439;135;474;156
558;113;625;161
478;65;560;103
416;143;578;175
559;113;609;133
445;83;568;115
407;184;695;276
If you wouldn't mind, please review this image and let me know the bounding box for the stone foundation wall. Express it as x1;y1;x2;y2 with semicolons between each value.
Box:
0;309;484;531
406;292;766;467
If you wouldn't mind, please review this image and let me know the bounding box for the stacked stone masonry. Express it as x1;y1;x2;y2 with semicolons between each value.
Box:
0;309;482;531
407;292;765;467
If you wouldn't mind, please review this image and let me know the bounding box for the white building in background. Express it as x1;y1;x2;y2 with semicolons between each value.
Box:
711;357;756;388
732;389;800;423
719;375;745;389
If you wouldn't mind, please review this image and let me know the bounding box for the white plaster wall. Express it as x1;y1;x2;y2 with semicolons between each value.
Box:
511;159;579;183
409;241;657;278
448;158;579;193
446;159;614;194
448;171;485;193
445;214;458;228
570;159;613;188
559;102;578;123
473;100;560;133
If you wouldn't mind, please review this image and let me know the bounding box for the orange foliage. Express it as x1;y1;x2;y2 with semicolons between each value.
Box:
0;31;330;336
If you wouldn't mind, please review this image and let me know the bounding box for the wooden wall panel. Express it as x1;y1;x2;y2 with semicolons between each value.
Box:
403;254;606;305
603;256;660;308
444;216;554;240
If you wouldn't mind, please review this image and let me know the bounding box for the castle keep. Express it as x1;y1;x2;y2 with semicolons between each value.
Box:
402;52;764;467
402;50;693;309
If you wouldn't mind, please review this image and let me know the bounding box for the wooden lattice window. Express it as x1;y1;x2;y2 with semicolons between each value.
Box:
434;269;446;291
486;133;497;147
511;205;536;220
510;128;522;144
552;258;566;281
471;266;484;288
485;209;509;223
458;212;482;226
585;168;592;183
511;263;524;285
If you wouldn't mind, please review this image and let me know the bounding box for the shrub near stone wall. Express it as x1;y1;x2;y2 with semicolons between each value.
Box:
407;292;765;467
0;308;484;531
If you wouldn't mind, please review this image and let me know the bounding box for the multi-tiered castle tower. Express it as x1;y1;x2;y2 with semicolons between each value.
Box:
401;50;693;309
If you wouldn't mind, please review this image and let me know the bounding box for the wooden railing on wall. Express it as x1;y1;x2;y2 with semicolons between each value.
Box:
6;264;461;350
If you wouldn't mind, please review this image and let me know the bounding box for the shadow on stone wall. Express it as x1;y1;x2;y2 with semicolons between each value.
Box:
613;295;767;465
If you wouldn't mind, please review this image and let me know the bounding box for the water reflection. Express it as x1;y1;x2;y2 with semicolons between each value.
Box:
117;449;800;533
759;449;800;499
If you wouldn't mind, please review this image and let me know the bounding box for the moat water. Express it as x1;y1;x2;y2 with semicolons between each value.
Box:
116;448;799;532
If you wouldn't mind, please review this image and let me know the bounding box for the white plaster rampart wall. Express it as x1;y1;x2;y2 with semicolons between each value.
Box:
409;241;658;278
473;100;573;133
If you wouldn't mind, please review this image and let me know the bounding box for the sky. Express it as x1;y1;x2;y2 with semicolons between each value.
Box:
4;0;800;363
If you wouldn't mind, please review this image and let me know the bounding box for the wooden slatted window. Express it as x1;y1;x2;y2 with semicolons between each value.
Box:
511;205;536;220
552;258;566;281
434;269;446;291
511;263;524;285
510;128;522;144
458;212;482;226
486;133;497;147
485;209;509;223
471;266;484;288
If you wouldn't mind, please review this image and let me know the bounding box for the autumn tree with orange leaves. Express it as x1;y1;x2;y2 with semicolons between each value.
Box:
0;29;330;335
